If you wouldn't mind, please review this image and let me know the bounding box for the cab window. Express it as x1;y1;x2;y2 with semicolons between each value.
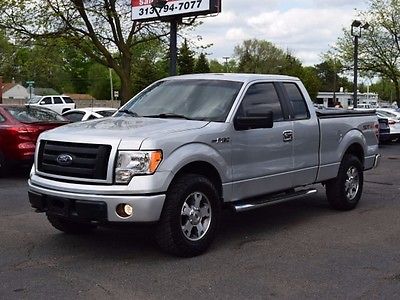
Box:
283;83;310;120
237;83;284;121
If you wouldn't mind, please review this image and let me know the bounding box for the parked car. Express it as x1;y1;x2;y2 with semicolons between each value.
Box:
28;74;380;257
376;111;400;142
377;116;391;143
376;108;400;121
27;95;76;114
62;107;117;122
0;105;69;174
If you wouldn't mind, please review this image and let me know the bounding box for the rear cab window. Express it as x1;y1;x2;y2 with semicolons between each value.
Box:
282;83;310;120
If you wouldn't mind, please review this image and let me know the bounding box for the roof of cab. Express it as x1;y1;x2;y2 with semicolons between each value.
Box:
164;73;300;83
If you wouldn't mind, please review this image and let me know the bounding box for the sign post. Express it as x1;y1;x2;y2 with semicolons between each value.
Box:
131;0;221;76
26;80;35;100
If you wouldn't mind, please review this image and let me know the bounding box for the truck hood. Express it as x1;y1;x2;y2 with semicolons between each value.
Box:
40;117;209;150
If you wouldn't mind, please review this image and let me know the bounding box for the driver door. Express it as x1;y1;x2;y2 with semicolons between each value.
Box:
230;82;294;201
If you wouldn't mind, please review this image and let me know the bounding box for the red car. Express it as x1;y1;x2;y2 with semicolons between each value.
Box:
0;105;69;174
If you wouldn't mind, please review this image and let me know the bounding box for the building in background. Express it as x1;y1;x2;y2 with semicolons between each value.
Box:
316;91;379;109
2;82;29;100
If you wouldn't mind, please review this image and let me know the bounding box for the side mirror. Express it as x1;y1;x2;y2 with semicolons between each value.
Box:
234;108;274;131
40;101;46;105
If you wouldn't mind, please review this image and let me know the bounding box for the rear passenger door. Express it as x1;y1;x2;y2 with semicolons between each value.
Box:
52;96;64;114
230;82;294;201
281;82;319;186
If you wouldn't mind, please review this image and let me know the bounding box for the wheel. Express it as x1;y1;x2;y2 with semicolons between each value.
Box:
47;214;97;234
155;174;221;257
326;155;364;211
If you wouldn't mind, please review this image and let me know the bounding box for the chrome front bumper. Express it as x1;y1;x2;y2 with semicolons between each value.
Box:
28;180;165;223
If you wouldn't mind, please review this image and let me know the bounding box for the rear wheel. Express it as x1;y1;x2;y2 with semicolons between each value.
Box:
155;174;221;257
326;155;364;211
47;214;97;234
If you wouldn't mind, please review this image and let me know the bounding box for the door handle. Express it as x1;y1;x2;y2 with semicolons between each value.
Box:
283;130;294;142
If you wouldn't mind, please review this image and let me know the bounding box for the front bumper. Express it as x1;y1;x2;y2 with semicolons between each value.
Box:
28;180;166;223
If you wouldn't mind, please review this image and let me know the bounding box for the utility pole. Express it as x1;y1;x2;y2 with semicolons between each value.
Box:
109;68;114;101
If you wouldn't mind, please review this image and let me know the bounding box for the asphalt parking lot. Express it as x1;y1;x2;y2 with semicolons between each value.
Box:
1;144;400;299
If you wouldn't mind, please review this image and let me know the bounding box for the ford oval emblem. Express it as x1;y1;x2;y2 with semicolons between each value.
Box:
56;154;73;166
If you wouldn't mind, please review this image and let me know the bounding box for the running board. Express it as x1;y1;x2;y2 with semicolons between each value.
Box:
232;188;318;213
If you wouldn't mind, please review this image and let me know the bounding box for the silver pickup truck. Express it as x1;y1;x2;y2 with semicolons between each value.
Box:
28;74;380;257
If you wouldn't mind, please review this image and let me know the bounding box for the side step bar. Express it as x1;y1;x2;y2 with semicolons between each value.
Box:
232;188;318;213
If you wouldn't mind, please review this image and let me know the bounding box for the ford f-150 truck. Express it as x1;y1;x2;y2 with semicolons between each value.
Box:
28;74;380;257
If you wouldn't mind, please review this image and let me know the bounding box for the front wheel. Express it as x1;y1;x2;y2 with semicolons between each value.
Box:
155;174;221;257
326;155;364;211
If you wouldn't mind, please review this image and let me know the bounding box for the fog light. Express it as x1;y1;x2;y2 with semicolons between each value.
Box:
116;204;133;218
124;204;133;216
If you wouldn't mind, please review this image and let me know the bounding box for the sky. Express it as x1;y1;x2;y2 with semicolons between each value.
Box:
185;0;368;66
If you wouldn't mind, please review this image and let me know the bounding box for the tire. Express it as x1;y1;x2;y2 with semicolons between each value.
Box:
326;155;364;211
47;214;97;234
155;174;221;257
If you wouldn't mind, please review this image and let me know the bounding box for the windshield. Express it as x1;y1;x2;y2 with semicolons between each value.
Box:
116;79;243;122
5;106;68;123
27;96;42;104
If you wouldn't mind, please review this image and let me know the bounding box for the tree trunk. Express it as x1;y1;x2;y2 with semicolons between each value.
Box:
118;55;134;106
119;74;134;106
393;79;400;107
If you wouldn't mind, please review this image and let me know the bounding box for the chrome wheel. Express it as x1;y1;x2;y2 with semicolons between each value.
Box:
345;166;360;201
180;192;212;242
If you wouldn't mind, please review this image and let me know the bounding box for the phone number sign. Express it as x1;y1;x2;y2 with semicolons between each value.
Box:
131;0;220;22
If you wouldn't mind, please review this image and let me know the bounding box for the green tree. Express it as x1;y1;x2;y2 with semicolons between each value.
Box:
209;59;225;73
334;0;400;104
298;67;321;101
315;59;352;93
178;40;195;75
0;0;176;103
235;39;292;74
194;53;210;73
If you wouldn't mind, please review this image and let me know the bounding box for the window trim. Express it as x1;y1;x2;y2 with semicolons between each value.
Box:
279;82;311;121
233;81;291;124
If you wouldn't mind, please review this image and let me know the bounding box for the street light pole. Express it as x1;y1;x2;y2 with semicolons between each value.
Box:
223;56;230;72
351;20;370;109
353;34;359;108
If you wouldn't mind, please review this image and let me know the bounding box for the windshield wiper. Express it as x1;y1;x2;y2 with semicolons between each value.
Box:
119;110;139;117
144;113;194;120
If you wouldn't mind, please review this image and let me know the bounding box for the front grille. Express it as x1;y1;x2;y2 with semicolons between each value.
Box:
38;140;112;180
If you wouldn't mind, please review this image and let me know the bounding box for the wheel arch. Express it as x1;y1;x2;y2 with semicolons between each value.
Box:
169;161;223;201
343;142;365;166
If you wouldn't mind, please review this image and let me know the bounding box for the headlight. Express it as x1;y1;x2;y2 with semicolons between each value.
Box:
115;150;163;184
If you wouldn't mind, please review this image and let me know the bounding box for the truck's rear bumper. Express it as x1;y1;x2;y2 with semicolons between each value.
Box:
28;180;165;223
